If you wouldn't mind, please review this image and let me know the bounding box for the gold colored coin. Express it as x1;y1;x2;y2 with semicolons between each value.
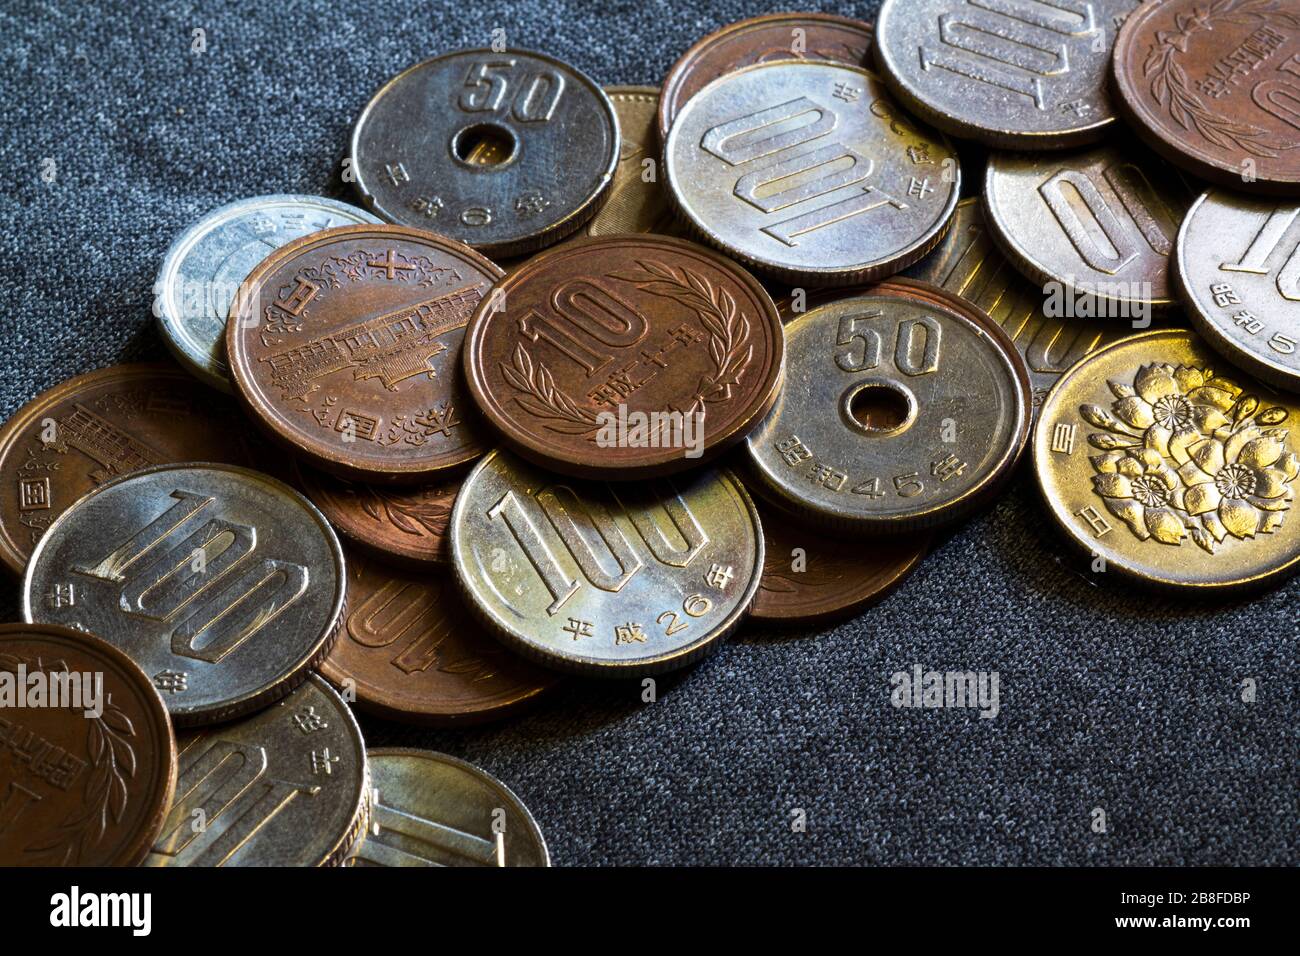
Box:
1035;330;1300;591
581;86;681;239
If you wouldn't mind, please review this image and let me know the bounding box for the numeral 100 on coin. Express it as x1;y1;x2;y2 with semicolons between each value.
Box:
488;483;708;615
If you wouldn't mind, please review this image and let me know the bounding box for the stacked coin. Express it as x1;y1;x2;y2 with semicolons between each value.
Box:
5;4;1300;867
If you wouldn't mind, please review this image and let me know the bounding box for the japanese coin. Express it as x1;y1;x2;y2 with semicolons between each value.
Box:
350;49;618;257
463;235;784;479
320;548;557;725
750;503;928;624
348;749;548;867
1112;0;1300;196
659;12;875;140
1034;329;1300;591
147;675;368;866
983;144;1194;314
227;224;501;483
873;0;1137;149
573;86;680;240
23;463;346;726
1175;191;1300;392
0;623;176;867
155;195;380;392
0;363;262;576
664;61;960;285
903;198;1131;412
451;450;763;677
746;279;1032;533
295;462;458;568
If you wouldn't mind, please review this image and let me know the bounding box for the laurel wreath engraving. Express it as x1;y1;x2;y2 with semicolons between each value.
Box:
1084;363;1297;554
500;260;754;439
354;484;453;538
0;653;138;864
1142;0;1300;158
501;344;604;435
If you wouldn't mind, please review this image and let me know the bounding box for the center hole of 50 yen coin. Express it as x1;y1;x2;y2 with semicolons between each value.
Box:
452;123;518;167
843;380;915;434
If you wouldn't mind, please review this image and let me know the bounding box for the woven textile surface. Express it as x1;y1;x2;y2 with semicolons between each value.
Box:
1;0;1295;865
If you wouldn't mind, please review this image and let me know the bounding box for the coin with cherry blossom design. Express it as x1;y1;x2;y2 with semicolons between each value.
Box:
1034;329;1300;591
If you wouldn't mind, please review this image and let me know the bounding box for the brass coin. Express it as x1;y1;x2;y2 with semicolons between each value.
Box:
664;60;960;286
1112;0;1300;196
227;224;501;484
1034;329;1300;591
350;49;618;257
147;674;369;866
22;463;346;726
451;449;763;677
0;623;177;867
983;144;1194;314
873;0;1138;149
0;363;263;576
319;547;558;726
582;86;681;239
294;461;459;568
749;502;928;625
347;748;548;867
746;279;1031;533
659;12;875;141
1175;190;1300;392
903;197;1132;413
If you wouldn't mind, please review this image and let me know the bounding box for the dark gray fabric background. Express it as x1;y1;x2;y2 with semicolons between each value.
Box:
2;0;1295;866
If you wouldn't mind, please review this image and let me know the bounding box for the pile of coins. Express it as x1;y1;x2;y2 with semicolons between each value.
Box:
2;1;1299;866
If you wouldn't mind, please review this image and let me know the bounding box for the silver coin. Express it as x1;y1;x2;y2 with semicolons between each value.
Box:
147;675;369;867
663;60;960;286
745;284;1031;533
347;749;548;867
983;144;1194;315
350;49;618;258
23;463;346;726
873;0;1138;149
451;450;763;677
1175;191;1300;392
155;195;380;393
903;197;1131;412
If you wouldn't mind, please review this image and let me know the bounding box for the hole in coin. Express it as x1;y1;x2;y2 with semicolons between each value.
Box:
452;123;518;167
844;381;914;434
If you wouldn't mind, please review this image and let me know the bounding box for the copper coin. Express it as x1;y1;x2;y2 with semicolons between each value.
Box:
227;224;503;483
1112;0;1300;196
319;547;557;725
463;234;784;479
0;623;176;866
659;12;875;141
749;502;928;624
295;461;458;568
0;363;262;576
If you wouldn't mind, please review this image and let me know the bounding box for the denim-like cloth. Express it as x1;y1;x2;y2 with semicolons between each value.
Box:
2;0;1295;865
